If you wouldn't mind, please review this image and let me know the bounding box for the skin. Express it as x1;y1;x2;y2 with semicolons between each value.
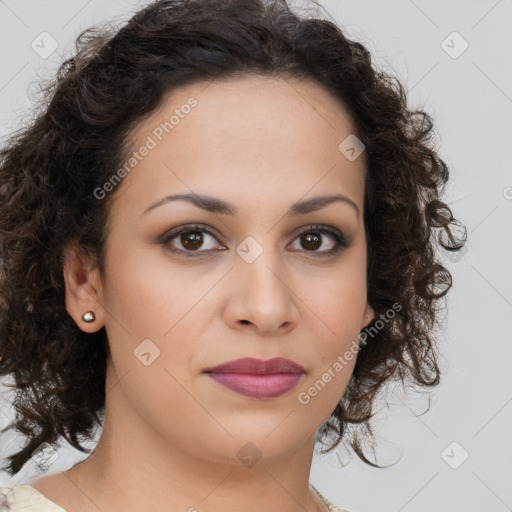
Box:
32;74;374;512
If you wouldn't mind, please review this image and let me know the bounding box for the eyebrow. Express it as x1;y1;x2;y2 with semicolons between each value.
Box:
141;192;360;218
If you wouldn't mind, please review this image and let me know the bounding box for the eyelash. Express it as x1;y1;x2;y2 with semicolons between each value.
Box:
160;223;350;258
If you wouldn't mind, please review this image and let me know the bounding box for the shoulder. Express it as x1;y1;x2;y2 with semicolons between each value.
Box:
0;485;67;512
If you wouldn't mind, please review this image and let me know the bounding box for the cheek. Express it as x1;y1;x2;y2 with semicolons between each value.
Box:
306;265;367;336
101;254;199;424
101;246;203;377
102;243;186;333
293;268;366;413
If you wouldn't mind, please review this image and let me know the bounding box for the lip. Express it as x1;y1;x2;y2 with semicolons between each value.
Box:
203;357;305;399
204;357;305;374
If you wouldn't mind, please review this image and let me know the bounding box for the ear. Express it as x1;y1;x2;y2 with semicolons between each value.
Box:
361;303;375;330
62;241;104;333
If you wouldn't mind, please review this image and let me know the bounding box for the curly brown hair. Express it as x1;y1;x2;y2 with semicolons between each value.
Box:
0;0;466;476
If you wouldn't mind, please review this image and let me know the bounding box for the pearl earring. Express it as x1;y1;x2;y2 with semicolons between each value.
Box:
82;311;96;323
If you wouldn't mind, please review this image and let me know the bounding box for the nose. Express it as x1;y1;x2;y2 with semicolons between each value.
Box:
222;247;299;336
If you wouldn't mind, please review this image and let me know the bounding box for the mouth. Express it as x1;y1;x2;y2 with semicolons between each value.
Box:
203;357;306;399
205;372;304;399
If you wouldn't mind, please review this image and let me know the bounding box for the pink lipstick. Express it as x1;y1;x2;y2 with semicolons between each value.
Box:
203;357;305;399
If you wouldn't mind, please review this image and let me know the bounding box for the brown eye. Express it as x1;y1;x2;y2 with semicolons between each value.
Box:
300;231;322;251
180;230;204;250
161;224;226;257
289;225;349;255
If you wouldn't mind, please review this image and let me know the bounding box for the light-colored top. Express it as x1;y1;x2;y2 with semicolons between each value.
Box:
0;483;349;511
311;485;349;512
0;485;66;511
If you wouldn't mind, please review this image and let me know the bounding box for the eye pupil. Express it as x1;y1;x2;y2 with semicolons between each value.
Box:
181;231;203;250
301;231;321;250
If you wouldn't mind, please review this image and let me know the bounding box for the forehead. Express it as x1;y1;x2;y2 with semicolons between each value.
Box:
112;74;366;218
126;73;362;160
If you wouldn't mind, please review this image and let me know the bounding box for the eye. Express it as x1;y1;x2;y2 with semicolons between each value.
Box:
287;225;350;256
161;224;226;257
160;223;350;258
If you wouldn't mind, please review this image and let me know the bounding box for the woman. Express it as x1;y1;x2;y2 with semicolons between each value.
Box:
0;0;466;510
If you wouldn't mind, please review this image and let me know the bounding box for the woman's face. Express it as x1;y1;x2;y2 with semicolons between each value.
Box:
82;74;374;466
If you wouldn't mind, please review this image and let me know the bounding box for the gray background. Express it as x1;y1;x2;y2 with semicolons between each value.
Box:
0;1;511;511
